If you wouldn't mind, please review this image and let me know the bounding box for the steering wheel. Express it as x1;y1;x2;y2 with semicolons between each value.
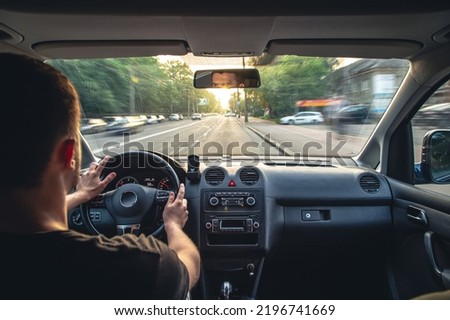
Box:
80;151;180;238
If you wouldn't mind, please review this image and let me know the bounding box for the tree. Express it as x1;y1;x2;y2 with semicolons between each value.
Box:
52;56;339;120
248;55;334;117
49;59;130;116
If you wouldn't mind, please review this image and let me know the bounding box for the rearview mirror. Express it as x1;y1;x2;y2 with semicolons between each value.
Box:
194;69;261;89
421;129;450;183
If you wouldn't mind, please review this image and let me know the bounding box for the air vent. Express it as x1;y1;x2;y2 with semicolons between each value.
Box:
204;167;225;185
239;167;260;185
359;175;381;193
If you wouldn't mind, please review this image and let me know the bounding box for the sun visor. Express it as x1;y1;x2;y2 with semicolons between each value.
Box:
33;40;188;59
266;39;423;58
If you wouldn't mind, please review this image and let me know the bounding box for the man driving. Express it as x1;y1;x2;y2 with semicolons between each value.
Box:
0;53;200;299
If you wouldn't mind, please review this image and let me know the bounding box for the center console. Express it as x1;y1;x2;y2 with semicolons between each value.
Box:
199;188;265;299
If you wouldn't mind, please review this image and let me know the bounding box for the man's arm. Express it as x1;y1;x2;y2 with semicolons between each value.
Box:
66;156;116;211
163;184;201;290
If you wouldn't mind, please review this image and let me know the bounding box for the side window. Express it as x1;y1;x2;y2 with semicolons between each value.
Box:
412;79;450;193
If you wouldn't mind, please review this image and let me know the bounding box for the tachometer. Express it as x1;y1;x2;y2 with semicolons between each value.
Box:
157;177;174;191
115;176;139;188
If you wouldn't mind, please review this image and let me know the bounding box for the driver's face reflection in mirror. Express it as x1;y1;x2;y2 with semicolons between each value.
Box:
212;72;243;88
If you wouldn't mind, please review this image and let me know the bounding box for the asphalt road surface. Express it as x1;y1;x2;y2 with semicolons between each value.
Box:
84;116;431;162
86;116;283;158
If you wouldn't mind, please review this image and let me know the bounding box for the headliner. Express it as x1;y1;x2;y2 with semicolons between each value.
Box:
1;0;450;60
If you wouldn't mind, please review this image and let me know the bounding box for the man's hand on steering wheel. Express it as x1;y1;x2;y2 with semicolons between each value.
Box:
67;156;116;211
79;151;181;237
77;156;117;199
163;184;188;231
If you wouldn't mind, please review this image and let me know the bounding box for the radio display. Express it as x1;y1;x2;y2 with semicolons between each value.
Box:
220;219;245;231
221;197;244;206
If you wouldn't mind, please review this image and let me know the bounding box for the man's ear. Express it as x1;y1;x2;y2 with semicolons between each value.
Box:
61;138;76;169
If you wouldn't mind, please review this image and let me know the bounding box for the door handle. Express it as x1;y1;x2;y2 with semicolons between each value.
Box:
424;231;450;289
407;205;428;227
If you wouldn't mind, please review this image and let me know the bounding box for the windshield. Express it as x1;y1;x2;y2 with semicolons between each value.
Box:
48;55;409;163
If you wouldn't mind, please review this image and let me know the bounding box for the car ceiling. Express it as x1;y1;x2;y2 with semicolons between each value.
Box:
1;1;450;60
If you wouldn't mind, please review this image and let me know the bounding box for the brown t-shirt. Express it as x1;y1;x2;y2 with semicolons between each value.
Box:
0;230;189;299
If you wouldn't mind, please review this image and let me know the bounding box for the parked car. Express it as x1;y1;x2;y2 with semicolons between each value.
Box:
168;113;180;121
412;102;450;127
332;104;371;124
103;115;123;124
105;116;126;131
106;115;145;134
157;115;166;122
279;111;324;125
146;115;158;125
80;118;107;134
191;113;202;120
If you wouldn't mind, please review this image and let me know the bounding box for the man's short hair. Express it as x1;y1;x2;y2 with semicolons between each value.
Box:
0;53;80;191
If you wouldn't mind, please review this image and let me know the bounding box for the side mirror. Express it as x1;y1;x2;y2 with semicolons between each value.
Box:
421;129;450;183
194;69;261;89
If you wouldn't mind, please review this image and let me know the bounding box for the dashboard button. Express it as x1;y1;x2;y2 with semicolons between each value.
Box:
209;196;219;206
301;210;321;221
246;196;256;206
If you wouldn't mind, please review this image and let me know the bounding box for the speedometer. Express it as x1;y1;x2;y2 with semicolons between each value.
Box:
115;176;139;188
157;177;174;191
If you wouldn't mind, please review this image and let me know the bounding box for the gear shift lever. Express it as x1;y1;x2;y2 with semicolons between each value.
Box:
220;281;232;300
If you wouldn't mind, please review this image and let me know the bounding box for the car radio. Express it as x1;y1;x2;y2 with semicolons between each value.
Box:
201;189;264;248
205;217;260;233
207;191;257;208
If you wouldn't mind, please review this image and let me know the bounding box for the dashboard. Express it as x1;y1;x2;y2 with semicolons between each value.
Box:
182;159;392;299
68;153;394;299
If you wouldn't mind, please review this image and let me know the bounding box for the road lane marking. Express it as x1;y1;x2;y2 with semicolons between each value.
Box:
92;121;202;154
92;118;227;154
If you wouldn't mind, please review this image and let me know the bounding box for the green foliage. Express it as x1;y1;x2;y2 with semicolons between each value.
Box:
247;55;334;117
48;57;220;118
48;55;332;119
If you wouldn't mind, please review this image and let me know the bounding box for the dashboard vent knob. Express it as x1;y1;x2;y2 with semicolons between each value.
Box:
359;175;381;193
204;167;225;185
239;167;260;185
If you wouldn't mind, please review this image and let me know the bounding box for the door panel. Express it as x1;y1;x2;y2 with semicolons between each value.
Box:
387;177;450;299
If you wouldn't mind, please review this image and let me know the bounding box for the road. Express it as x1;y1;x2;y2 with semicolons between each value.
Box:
86;116;283;159
243;118;374;158
84;116;429;161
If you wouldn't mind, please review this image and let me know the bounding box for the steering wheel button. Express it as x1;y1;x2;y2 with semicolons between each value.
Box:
90;195;104;207
89;211;102;222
